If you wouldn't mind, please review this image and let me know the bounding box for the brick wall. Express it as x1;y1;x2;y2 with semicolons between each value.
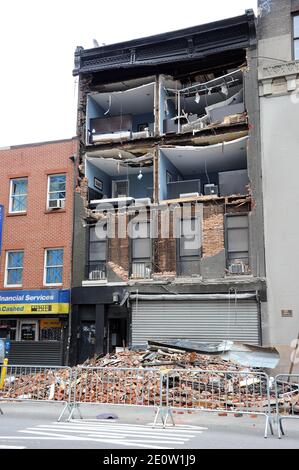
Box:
0;138;78;290
202;203;225;258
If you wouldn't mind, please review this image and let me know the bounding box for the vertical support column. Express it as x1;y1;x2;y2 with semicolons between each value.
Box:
95;304;105;355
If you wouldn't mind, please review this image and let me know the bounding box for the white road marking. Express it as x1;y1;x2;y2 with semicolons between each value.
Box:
34;423;202;438
1;421;207;449
0;445;26;449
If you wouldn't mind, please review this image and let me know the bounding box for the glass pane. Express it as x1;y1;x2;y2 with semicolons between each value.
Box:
46;249;63;267
20;323;36;341
49;191;65;200
7;268;23;285
11;195;27;212
295;39;299;60
227;215;248;229
12;179;27;195
90;224;107;241
228;228;249;252
294;15;299;38
49;175;66;192
89;242;106;261
46;267;63;284
8;252;23;268
132;238;151;259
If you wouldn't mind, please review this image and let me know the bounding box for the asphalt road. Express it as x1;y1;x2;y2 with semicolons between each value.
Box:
0;402;299;449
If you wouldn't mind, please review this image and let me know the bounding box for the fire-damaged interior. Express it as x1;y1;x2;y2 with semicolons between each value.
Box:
70;11;266;363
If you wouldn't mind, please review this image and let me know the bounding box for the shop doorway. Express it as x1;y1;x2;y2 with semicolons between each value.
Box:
78;320;96;364
107;318;127;353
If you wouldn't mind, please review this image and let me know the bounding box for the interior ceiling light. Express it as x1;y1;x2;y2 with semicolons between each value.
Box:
137;169;143;180
195;92;200;104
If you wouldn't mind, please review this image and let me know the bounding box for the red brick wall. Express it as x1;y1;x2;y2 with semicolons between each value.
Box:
0;139;78;290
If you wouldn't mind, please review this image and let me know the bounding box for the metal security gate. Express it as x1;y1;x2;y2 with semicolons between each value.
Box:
8;341;63;366
132;299;260;347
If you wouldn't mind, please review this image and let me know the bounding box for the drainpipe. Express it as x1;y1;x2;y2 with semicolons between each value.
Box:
65;152;78;366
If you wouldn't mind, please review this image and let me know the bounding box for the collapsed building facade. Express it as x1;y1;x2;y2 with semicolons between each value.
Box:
70;10;267;365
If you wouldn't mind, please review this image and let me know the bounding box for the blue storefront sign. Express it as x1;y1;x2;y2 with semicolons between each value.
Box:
0;289;70;315
0;204;4;256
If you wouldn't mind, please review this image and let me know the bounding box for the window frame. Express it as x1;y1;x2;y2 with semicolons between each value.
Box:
43;248;64;286
9;178;28;214
293;13;299;60
47;173;66;210
225;213;250;268
4;250;24;287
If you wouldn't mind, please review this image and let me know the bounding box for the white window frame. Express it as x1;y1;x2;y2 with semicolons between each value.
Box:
18;319;39;342
4;250;24;287
43;248;64;287
112;179;129;198
9;178;28;214
47;174;66;210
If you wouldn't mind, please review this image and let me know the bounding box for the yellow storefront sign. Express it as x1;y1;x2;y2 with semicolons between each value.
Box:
0;303;69;314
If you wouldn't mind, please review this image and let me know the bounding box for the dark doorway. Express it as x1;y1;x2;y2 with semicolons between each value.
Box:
107;318;127;353
78;320;96;364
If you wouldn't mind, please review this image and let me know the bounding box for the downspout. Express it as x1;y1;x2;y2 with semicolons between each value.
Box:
65;151;78;366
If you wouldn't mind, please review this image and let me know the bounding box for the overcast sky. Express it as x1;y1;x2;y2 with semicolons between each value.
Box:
0;0;257;147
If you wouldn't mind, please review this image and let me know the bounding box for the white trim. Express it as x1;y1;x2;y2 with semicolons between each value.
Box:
9;178;28;214
46;174;66;211
4;250;24;288
43;248;64;287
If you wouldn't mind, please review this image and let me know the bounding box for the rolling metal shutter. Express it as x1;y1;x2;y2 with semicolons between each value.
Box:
8;341;63;366
132;300;260;346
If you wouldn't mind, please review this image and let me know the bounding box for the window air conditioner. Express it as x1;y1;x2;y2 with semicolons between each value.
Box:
89;270;106;280
229;263;246;275
132;262;151;279
48;199;65;210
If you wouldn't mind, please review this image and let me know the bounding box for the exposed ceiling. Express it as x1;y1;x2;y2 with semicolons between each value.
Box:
90;82;155;116
160;136;248;175
87;156;153;177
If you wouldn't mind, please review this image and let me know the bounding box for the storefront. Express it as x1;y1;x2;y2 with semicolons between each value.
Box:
0;289;70;366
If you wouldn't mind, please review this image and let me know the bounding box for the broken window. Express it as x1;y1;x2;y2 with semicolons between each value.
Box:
88;224;107;280
226;214;249;274
131;221;152;279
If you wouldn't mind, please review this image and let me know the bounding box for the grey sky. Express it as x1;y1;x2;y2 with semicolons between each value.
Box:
0;0;257;147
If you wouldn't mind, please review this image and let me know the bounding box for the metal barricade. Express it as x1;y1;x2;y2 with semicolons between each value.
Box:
70;367;165;425
275;374;299;439
0;364;73;421
162;369;274;437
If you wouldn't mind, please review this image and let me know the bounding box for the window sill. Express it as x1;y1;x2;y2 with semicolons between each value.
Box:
44;209;66;214
4;285;23;289
7;212;27;217
43;284;63;287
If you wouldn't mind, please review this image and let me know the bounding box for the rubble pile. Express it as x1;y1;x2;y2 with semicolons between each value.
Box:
1;346;297;414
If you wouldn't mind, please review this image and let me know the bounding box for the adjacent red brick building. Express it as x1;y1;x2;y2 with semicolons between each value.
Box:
0;138;78;365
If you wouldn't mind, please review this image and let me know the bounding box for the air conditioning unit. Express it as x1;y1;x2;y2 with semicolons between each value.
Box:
89;270;106;280
132;262;151;279
229;263;246;275
48;199;65;210
134;198;151;206
179;192;199;198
